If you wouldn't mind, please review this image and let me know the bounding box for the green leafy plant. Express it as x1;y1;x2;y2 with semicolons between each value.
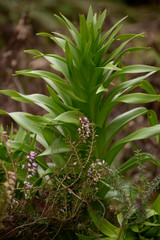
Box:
1;6;160;171
1;5;160;239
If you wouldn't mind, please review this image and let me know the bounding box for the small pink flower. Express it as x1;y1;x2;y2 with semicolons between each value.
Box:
22;164;25;169
84;117;89;122
32;162;38;167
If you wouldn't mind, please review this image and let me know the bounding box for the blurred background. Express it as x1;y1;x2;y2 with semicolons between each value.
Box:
0;0;160;175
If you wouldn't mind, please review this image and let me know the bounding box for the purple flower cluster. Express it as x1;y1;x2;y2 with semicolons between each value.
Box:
22;151;38;199
95;158;105;166
78;116;90;142
87;163;101;183
26;151;38;177
87;159;105;183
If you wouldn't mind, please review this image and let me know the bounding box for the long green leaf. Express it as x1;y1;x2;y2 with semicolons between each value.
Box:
103;33;144;65
139;80;156;94
87;5;94;24
95;9;107;32
0;90;65;115
104;65;160;88
116;93;160;104
119;153;160;174
24;49;43;57
0;111;48;148
15;69;85;103
52;32;75;46
88;209;119;237
25;115;57;127
114;47;150;64
56;13;80;47
115;33;144;40
105;125;160;165
100;16;128;48
97;107;148;157
54;111;80;125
